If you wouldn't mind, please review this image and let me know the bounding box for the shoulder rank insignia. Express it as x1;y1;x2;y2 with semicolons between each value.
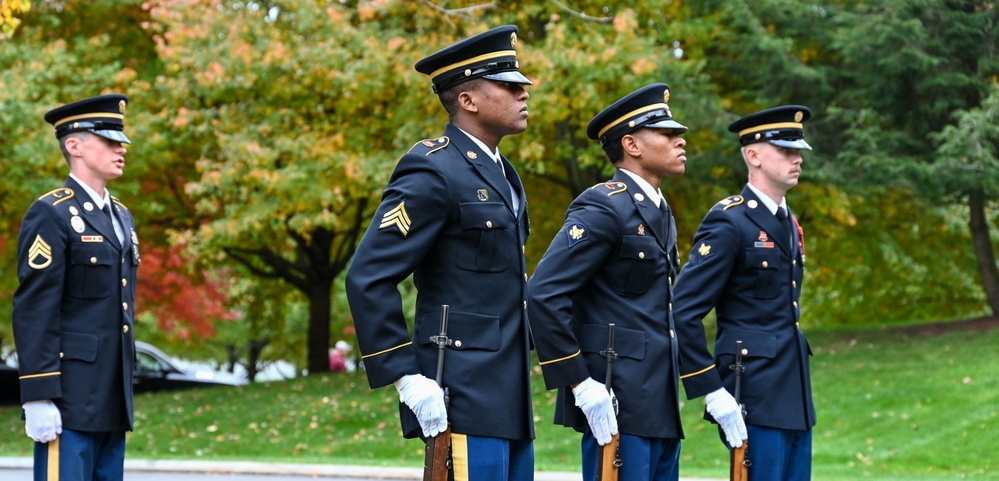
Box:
591;181;628;196
718;195;744;210
379;201;412;237
414;136;450;156
28;235;53;269
40;188;75;206
566;223;589;247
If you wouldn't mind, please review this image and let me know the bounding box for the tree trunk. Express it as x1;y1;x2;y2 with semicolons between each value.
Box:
969;191;999;316
306;279;334;374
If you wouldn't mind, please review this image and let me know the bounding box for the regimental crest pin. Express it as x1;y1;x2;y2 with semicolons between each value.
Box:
477;189;489;202
467;150;478;160
638;224;646;236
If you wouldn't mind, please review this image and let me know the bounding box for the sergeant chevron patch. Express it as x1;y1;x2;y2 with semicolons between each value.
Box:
379;202;412;237
28;235;53;269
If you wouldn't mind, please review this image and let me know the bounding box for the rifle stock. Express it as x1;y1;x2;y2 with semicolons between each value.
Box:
730;439;748;481
423;306;453;481
423;425;452;481
597;324;622;481
597;432;622;481
729;340;749;481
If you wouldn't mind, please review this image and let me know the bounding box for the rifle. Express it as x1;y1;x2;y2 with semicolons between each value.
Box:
423;305;452;481
729;340;750;481
597;323;623;481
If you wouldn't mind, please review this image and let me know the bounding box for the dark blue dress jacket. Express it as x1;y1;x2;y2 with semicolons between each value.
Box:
13;176;139;432
345;124;534;441
673;186;816;431
528;170;684;440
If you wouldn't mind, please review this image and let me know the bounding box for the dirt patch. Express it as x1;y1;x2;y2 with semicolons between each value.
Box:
883;315;999;336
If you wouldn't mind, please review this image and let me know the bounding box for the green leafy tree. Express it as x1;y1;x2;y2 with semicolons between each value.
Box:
143;0;452;374
829;0;999;315
0;0;30;39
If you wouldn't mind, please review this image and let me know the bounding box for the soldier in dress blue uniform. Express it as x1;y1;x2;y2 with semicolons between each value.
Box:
527;84;713;481
12;93;140;481
344;25;534;480
672;106;817;481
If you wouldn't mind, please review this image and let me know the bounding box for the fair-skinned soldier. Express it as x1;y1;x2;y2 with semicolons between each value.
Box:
673;106;817;481
13;94;140;481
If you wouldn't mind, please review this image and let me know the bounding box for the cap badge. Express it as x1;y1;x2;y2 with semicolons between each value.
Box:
27;235;53;270
477;189;489;201
379;201;411;237
119;100;127;114
663;90;670;103
638;224;646;236
794;111;803;122
467;151;478;160
510;32;518;48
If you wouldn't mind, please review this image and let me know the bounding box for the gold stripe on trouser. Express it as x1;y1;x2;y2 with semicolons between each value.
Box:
451;433;469;481
47;435;60;481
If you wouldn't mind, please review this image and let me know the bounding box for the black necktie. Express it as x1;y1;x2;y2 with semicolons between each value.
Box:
102;203;114;225
659;200;670;238
776;206;792;244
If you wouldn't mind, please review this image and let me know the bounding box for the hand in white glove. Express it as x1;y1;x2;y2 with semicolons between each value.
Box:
394;374;448;438
572;377;619;446
23;400;62;443
705;387;747;448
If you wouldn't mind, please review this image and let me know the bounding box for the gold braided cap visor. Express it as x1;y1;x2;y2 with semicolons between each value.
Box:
738;121;803;138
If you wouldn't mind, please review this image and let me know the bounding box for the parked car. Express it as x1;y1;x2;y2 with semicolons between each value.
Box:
133;341;247;392
0;362;19;405
0;341;246;404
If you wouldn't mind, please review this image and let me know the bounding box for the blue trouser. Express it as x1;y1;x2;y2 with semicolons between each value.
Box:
581;431;681;481
33;429;126;481
721;424;812;481
448;432;534;481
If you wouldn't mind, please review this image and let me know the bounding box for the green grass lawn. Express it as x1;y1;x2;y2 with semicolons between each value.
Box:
1;324;995;480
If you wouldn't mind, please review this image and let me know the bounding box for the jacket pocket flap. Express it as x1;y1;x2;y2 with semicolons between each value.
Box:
618;236;657;261
459;202;510;230
60;331;99;362
716;329;777;359
580;324;646;361
417;309;501;352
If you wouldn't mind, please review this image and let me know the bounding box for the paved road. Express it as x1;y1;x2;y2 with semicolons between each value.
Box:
0;457;723;480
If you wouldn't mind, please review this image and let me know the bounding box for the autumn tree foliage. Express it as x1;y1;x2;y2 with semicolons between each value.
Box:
137;243;239;342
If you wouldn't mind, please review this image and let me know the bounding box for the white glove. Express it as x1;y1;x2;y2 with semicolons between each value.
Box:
572;377;619;446
705;387;747;448
23;400;62;443
394;374;448;438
